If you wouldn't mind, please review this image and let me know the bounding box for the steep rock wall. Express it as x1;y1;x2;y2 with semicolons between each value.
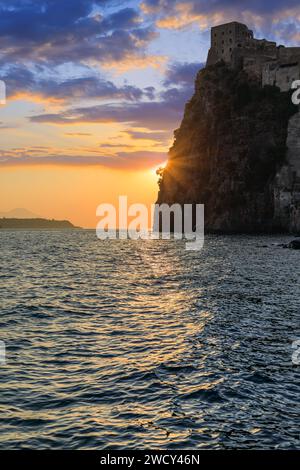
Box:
157;62;300;233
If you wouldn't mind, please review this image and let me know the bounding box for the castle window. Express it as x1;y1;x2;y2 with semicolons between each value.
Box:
222;49;224;54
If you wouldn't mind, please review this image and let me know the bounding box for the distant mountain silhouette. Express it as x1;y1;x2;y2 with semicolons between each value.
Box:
0;218;78;229
0;208;41;219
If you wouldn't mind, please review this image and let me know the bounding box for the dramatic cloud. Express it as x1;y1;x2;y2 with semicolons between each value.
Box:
0;2;160;68
142;0;300;18
142;0;300;44
26;58;203;133
2;0;298;173
29;83;193;130
123;129;171;144
0;148;166;170
29;101;181;130
2;66;151;103
163;61;204;87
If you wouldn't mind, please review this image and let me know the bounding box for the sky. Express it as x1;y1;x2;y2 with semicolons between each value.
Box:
0;0;299;227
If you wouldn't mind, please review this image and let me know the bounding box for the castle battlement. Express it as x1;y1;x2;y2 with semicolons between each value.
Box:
206;21;300;92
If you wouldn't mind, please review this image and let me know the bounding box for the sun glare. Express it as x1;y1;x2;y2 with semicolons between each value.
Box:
151;161;168;176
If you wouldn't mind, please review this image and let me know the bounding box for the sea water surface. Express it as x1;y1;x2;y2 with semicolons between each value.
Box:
0;230;299;449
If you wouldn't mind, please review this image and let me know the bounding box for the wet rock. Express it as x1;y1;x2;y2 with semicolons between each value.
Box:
287;239;300;249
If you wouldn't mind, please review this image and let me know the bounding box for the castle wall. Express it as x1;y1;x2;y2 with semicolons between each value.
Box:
232;45;277;79
274;64;300;92
207;22;300;88
263;63;300;92
278;47;300;63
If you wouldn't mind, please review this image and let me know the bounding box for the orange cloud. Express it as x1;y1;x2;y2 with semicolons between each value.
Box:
156;3;225;30
0;144;167;170
8;91;64;105
101;54;167;72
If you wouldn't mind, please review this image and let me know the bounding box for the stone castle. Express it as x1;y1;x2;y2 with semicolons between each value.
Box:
206;21;300;92
206;22;300;231
156;22;300;233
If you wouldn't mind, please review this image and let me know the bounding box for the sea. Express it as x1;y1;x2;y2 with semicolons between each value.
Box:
0;230;299;449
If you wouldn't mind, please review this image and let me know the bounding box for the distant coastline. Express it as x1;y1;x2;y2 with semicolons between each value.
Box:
0;218;80;230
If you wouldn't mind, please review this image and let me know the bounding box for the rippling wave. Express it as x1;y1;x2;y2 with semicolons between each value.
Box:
0;231;299;449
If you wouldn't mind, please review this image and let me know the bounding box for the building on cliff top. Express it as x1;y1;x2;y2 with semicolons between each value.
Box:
206;21;300;92
203;22;300;232
207;22;255;65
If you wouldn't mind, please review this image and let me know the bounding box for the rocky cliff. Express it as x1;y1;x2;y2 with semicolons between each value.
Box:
157;62;300;233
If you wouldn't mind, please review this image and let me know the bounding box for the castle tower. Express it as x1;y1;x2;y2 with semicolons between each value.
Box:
207;21;254;66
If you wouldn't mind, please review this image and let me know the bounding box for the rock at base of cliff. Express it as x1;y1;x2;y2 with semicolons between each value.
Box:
287;239;300;250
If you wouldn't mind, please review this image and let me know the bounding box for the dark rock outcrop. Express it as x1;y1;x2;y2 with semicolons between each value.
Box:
287;239;300;249
157;62;300;233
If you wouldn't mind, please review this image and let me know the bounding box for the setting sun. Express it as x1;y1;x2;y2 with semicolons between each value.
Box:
151;161;168;176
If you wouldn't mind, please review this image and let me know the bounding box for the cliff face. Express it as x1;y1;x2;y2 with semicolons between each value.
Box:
157;62;300;233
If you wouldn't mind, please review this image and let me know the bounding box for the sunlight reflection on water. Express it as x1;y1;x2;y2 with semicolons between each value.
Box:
0;230;299;449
